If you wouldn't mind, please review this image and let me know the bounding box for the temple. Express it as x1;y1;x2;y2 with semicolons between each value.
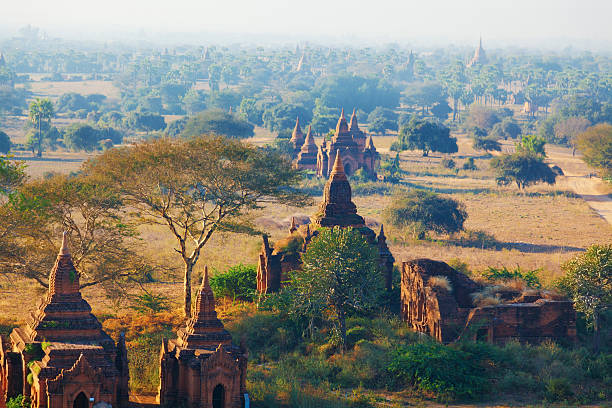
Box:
467;37;488;67
292;109;379;180
257;152;394;294
0;233;129;408
158;267;248;408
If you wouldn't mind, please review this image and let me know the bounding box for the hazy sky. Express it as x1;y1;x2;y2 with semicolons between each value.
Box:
3;0;612;46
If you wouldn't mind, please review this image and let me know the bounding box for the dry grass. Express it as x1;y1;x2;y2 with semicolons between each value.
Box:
23;79;120;100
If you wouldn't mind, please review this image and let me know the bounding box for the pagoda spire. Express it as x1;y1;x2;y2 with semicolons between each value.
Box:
290;117;305;148
349;108;359;131
331;151;346;179
49;232;80;297
289;216;297;233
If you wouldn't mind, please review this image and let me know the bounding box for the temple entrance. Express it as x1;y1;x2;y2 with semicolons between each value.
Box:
73;392;89;408
212;384;225;408
343;162;352;176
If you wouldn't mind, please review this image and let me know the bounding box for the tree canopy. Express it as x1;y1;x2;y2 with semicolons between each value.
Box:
393;117;457;156
490;152;556;189
576;123;612;177
291;227;383;347
83;135;309;316
181;109;254;139
383;190;468;236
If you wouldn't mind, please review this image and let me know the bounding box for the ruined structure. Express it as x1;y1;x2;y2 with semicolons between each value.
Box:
467;37;488;68
158;267;248;408
291;110;379;179
0;233;129;408
401;259;577;344
257;153;393;294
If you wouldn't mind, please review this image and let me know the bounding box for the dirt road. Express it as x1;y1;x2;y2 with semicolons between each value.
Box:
547;145;612;226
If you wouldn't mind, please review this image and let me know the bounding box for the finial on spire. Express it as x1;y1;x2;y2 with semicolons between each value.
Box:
340;108;345;119
202;265;210;290
59;231;70;256
379;224;386;239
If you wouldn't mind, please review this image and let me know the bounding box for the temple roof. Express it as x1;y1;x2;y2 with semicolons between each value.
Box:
290;117;305;148
298;125;318;156
11;233;113;346
335;108;348;134
311;152;366;228
176;266;233;349
365;135;377;151
349;108;359;132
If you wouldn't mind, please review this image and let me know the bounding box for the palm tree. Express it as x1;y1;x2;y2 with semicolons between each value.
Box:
28;98;54;157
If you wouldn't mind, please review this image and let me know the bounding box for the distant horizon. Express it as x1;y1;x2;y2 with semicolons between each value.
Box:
2;0;612;51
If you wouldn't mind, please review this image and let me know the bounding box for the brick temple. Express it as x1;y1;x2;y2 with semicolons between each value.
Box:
158;267;248;408
0;233;129;408
257;152;394;294
291;109;379;179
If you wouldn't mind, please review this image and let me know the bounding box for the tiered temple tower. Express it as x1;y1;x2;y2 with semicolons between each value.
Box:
257;153;394;294
0;233;129;408
158;267;247;408
467;36;488;67
292;109;379;180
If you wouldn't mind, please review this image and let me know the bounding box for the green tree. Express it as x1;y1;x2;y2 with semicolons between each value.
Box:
28;98;55;157
490;152;556;189
1;174;147;298
181;109;254;139
383;190;467;237
395;118;457;156
473;137;501;153
63;123;102;152
517;134;547;157
239;97;264;126
403;81;445;114
0;130;11;153
0;156;25;195
491;118;522;140
293;227;383;348
558;245;612;352
84;135;309;317
576;123;612;177
367;106;398;135
181;88;207;115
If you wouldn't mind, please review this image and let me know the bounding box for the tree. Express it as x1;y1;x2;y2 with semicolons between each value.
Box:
123;111;166;132
262;103;312;133
554;117;590;154
0;156;25;195
367;106;398;135
395;117;457;156
403;81;445;114
28;98;55;157
491;118;522;140
473;137;501;153
0;174;147;299
383;190;467;236
558;245;612;352
239;97;264;126
490;152;556;189
181;109;254;139
576;123;612;177
292;227;383;348
0;130;11;153
464;105;500;131
84;135;309;317
181;89;207;115
517;134;547;157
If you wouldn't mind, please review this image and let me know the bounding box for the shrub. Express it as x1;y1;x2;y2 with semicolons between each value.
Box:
209;263;257;301
428;276;452;292
441;158;455;169
7;395;30;408
383;190;467;235
387;341;488;400
345;326;372;349
129;292;170;314
481;266;541;288
462;157;477;170
545;378;574;401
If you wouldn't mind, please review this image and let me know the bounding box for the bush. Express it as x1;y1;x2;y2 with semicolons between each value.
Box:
209;263;257;301
387;341;488;400
481;266;542;288
383;190;467;235
545;378;574;401
7;395;30;408
441;158;455;169
462;157;477;170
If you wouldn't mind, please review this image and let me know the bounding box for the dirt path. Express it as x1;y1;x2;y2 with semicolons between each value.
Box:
547;145;612;226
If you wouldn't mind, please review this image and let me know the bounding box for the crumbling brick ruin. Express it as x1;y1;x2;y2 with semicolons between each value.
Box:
257;152;394;294
158;267;248;408
0;233;129;408
401;259;577;344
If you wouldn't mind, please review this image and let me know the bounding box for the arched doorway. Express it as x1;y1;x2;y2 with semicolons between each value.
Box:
212;384;225;408
73;392;89;408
